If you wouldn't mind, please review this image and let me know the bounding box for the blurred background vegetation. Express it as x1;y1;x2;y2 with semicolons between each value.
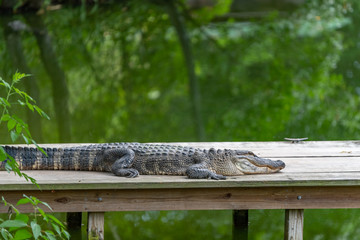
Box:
0;0;360;239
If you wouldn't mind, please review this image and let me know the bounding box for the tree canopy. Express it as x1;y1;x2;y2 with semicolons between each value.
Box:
0;0;359;144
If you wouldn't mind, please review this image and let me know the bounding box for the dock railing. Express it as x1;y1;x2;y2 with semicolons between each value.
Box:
1;141;360;239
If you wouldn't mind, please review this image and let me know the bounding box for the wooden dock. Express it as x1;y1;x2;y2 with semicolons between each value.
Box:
1;141;360;239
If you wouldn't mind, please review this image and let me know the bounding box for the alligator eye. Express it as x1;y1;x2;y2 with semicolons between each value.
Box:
235;159;255;171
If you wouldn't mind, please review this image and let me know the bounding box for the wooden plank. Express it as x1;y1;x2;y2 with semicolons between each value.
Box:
167;141;360;157
4;160;360;190
3;186;360;213
285;209;304;240
88;212;104;240
5;140;360;157
233;210;248;240
4;171;360;191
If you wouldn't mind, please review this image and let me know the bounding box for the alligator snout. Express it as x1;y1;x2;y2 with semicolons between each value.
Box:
273;160;286;170
235;154;286;174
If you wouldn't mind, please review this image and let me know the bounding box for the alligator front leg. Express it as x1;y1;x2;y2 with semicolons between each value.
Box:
186;152;226;180
186;164;226;180
102;148;139;178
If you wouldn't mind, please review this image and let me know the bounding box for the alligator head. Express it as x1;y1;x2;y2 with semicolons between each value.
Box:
209;149;285;175
234;154;285;174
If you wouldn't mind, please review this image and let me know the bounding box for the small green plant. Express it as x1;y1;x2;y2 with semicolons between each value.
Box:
1;195;70;240
0;72;49;185
0;73;70;239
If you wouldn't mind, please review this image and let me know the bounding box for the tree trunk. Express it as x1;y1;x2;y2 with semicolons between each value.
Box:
2;16;43;142
166;0;206;141
24;13;72;142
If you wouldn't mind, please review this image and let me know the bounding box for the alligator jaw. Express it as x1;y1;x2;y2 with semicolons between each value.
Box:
235;155;285;174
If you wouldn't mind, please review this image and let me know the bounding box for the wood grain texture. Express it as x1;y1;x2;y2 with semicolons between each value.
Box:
3;186;360;213
285;209;304;240
88;212;104;240
1;141;360;213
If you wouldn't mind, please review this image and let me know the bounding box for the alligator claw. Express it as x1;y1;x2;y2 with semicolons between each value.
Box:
126;169;139;178
112;168;139;178
209;173;226;180
124;169;139;178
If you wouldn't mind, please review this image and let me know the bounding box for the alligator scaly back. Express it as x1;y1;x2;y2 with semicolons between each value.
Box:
1;142;285;180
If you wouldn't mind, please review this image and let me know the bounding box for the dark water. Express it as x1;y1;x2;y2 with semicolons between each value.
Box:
1;0;360;239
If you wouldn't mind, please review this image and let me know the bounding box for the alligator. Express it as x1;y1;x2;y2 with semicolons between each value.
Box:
1;142;285;180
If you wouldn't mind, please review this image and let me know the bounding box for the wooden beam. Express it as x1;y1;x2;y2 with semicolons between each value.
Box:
284;209;304;240
88;212;105;240
3;186;360;213
233;210;248;240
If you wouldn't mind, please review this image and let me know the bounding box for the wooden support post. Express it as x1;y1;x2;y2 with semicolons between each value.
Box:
88;212;105;240
285;209;304;240
233;210;248;240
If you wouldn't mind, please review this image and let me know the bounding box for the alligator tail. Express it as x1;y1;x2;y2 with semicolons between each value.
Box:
1;145;103;171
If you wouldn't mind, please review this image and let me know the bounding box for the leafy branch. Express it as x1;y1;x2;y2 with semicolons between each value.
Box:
0;72;69;239
0;72;49;186
1;195;70;240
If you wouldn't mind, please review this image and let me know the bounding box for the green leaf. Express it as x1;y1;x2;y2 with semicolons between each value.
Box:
9;215;29;232
51;222;61;235
1;114;11;122
7;118;16;131
0;98;11;108
40;201;53;211
12;72;28;83
0;79;11;89
16;198;31;206
30;196;40;205
46;215;63;227
13;87;23;96
37;208;47;221
22;195;35;205
34;105;50;120
10;130;20;142
17;100;25;106
5;162;12;172
31;221;41;239
26;102;34;112
0;220;27;228
0;147;7;161
16;123;22;134
61;228;70;240
44;230;56;240
21;134;30;144
15;214;29;224
1;228;12;240
32;140;47;156
11;115;26;126
13;228;32;239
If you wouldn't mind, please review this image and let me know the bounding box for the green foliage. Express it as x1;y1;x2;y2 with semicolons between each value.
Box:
0;0;360;238
21;0;356;142
0;72;47;186
1;195;69;240
0;73;69;239
104;210;232;239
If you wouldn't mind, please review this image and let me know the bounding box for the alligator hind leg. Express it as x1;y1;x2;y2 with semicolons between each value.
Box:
102;148;139;178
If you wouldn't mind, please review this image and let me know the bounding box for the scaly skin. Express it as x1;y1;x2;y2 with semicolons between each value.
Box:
1;143;285;180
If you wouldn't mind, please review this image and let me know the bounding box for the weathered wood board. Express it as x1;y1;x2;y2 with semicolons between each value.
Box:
1;141;359;213
285;209;304;240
